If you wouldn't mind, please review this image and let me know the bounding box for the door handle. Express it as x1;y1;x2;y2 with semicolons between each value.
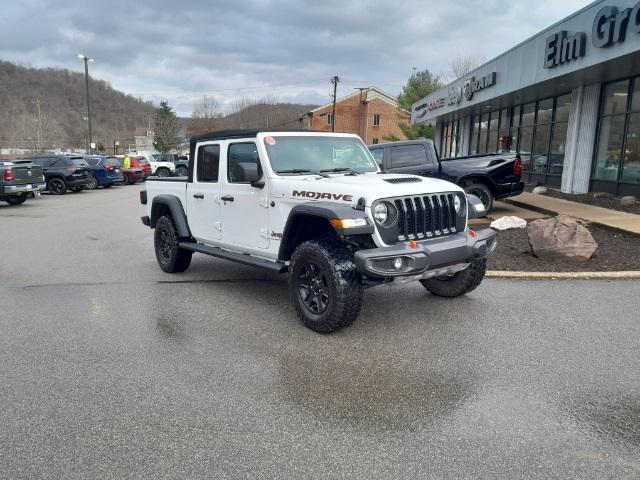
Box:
193;193;204;199
221;195;234;202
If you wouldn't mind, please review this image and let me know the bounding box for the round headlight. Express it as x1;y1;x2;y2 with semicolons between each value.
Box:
454;195;462;213
373;202;388;224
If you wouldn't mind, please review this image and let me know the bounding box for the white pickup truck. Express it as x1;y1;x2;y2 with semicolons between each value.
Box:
141;130;496;333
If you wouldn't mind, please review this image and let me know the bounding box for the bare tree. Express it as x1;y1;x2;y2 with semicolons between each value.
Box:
449;55;485;79
188;95;223;136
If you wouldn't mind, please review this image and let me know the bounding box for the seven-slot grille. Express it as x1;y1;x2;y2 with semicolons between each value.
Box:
392;193;459;241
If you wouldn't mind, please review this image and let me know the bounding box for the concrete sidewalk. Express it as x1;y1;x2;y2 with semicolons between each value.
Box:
506;192;640;235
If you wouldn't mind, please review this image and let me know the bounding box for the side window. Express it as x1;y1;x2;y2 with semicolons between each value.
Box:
389;145;428;168
227;142;261;183
370;148;384;166
197;145;220;182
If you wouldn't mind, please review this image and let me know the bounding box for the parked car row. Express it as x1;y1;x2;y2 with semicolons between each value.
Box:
0;154;155;205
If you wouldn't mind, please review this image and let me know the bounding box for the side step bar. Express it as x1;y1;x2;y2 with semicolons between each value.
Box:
178;242;288;273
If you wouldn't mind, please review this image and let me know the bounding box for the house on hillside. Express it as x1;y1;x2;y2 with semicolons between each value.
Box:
299;87;410;144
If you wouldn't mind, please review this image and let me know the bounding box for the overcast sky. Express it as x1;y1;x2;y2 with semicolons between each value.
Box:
0;0;591;116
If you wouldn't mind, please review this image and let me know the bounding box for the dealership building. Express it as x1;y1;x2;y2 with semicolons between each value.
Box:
412;0;640;195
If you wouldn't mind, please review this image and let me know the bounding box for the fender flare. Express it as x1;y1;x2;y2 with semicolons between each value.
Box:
150;194;191;238
278;202;373;260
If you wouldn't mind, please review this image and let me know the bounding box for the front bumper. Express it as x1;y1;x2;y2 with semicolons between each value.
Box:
3;182;46;194
354;228;497;278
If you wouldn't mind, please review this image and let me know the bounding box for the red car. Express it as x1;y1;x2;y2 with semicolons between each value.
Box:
130;156;152;179
106;157;144;185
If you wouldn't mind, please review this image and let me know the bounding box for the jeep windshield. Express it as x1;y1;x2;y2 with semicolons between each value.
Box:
264;136;378;175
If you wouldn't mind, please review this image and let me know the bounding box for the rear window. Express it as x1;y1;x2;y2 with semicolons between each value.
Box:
136;157;148;164
70;158;89;167
106;157;122;167
389;145;429;168
84;158;100;167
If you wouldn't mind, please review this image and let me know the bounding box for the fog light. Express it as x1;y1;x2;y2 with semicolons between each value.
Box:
394;258;403;270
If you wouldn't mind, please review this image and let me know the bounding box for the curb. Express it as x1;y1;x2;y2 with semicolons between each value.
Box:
486;270;640;280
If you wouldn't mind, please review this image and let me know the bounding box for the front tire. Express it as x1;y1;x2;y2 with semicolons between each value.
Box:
5;195;27;205
289;239;363;333
154;215;192;273
420;258;487;297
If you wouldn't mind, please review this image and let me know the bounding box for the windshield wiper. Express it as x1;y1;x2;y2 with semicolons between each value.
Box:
276;169;330;178
320;167;363;175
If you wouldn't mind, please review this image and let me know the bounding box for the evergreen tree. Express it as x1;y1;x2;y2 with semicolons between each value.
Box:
153;101;179;153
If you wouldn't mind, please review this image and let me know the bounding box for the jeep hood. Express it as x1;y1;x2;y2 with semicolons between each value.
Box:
272;172;463;206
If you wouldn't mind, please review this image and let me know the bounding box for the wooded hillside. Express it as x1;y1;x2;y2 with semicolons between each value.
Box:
0;61;155;150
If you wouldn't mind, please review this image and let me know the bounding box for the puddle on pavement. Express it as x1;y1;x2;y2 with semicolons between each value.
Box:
560;394;640;448
277;346;471;431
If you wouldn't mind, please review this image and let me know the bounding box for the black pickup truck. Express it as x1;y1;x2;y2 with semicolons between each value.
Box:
368;139;524;211
1;160;46;205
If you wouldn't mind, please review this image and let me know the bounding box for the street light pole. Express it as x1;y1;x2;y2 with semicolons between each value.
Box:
78;54;94;153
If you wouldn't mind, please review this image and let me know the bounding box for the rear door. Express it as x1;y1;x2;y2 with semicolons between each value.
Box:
387;144;436;177
220;141;269;250
186;143;223;242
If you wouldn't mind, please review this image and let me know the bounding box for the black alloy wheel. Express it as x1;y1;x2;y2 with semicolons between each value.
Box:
48;178;66;195
464;182;493;212
295;262;330;315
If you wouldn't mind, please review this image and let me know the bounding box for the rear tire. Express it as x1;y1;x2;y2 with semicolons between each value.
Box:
72;186;83;193
176;166;188;177
289;239;362;333
5;195;27;205
420;258;487;297
464;182;493;212
122;175;129;185
154;215;192;273
156;168;170;177
47;178;66;195
87;176;98;190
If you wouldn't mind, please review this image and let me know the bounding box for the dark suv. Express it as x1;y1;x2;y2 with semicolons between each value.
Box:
25;155;94;195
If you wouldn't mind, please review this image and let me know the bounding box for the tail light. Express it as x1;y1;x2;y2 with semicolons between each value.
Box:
3;169;14;181
514;156;522;176
104;164;114;170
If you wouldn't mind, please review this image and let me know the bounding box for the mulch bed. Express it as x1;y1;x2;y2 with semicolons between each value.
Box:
524;184;640;215
477;222;640;272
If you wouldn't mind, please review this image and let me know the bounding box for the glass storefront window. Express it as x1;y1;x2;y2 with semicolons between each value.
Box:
555;94;572;122
622;113;640;183
520;126;534;171
549;121;568;175
512;106;521;128
522;103;536;127
470;118;479;154
594;114;625;181
532;123;551;173
632;77;640;112
602;80;630;116
537;98;554;125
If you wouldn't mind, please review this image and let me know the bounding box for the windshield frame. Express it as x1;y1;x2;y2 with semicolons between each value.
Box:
259;133;380;177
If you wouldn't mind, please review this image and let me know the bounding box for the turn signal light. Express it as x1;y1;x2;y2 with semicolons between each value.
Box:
468;229;478;239
330;218;367;229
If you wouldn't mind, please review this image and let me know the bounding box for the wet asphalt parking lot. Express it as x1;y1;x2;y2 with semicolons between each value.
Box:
1;186;640;479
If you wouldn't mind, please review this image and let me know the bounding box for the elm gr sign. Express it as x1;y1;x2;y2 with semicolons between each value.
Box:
545;2;640;68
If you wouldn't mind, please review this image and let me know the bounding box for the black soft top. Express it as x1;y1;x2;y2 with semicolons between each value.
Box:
189;129;335;145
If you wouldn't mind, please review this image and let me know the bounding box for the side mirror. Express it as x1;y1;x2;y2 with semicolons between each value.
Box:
466;193;486;219
235;162;265;188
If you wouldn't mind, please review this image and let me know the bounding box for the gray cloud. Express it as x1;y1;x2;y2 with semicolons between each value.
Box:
0;0;590;116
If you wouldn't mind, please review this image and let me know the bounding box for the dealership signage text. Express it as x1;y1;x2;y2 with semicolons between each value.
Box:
545;2;640;68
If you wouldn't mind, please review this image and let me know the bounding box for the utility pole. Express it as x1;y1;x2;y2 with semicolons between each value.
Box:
78;54;94;153
331;76;339;132
33;98;42;151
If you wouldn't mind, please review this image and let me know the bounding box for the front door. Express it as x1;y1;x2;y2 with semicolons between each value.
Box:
220;141;269;250
186;143;222;242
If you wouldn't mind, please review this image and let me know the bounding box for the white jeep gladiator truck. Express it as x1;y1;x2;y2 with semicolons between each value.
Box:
141;130;496;333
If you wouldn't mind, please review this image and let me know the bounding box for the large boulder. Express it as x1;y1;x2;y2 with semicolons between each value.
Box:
527;215;598;260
